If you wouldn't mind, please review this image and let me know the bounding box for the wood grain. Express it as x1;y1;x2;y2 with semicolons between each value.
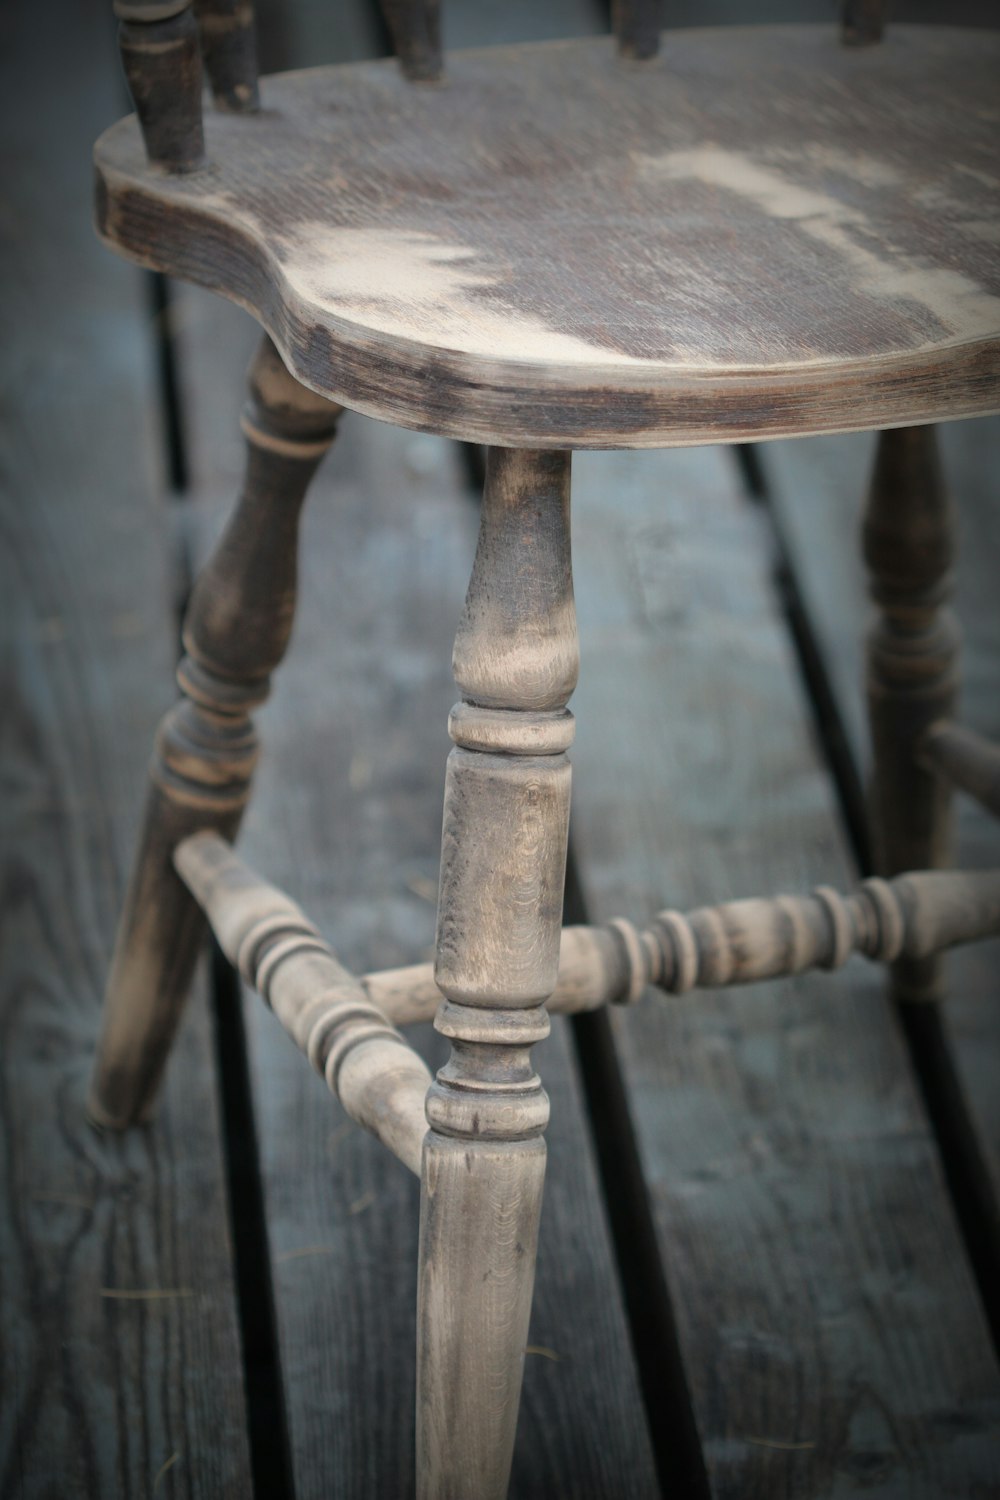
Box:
567;443;1000;1495
380;0;443;80
0;0;251;1493
94;26;1000;448
418;448;576;1499
172;283;658;1497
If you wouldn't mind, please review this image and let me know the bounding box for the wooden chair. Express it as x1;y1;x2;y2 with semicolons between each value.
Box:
91;3;1000;1494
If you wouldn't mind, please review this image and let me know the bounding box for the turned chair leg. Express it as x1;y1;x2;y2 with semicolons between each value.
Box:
89;336;342;1129
863;425;960;1004
417;449;577;1500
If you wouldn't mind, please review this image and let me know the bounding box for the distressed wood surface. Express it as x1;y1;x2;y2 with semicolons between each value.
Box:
173;283;658;1496
89;335;342;1131
0;1;251;1494
863;427;960;1005
923;722;1000;821
95;26;1000;449
115;0;206;170
175;832;431;1175
418;448;577;1500
760;418;1000;1196
363;866;1000;1024
567;444;1000;1495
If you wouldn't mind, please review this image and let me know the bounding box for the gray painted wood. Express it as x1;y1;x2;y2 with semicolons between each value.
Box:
760;418;1000;1194
0;1;251;1494
567;444;1000;1496
173;283;658;1496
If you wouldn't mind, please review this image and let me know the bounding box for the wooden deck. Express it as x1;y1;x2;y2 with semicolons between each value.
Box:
3;2;999;1496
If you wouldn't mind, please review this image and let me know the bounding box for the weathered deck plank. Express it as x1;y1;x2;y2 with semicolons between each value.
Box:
567;445;1000;1496
0;2;251;1496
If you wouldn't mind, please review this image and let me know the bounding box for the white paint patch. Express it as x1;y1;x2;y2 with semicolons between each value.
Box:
278;226;649;366
780;143;901;192
635;146;1000;346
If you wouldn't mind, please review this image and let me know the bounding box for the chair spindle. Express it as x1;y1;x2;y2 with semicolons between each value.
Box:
842;0;886;46
613;0;662;61
88;338;342;1128
114;1;205;170
194;0;260;112
380;0;443;82
417;449;576;1500
921;722;1000;822
863;427;960;1005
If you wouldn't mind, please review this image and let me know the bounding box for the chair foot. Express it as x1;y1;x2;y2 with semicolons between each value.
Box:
417;1135;546;1500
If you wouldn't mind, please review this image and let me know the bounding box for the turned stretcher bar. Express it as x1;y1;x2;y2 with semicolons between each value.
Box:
174;831;432;1175
921;721;1000;821
176;835;1000;1110
364;866;1000;1024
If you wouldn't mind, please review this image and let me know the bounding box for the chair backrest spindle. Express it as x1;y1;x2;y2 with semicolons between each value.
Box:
114;0;888;178
194;0;260;111
613;0;662;61
842;0;886;46
114;0;205;170
380;0;443;82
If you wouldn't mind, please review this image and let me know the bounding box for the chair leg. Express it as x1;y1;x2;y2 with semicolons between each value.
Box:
417;449;577;1500
862;424;960;1003
88;335;342;1129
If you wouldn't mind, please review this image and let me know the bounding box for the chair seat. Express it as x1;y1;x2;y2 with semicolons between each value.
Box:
95;25;1000;449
